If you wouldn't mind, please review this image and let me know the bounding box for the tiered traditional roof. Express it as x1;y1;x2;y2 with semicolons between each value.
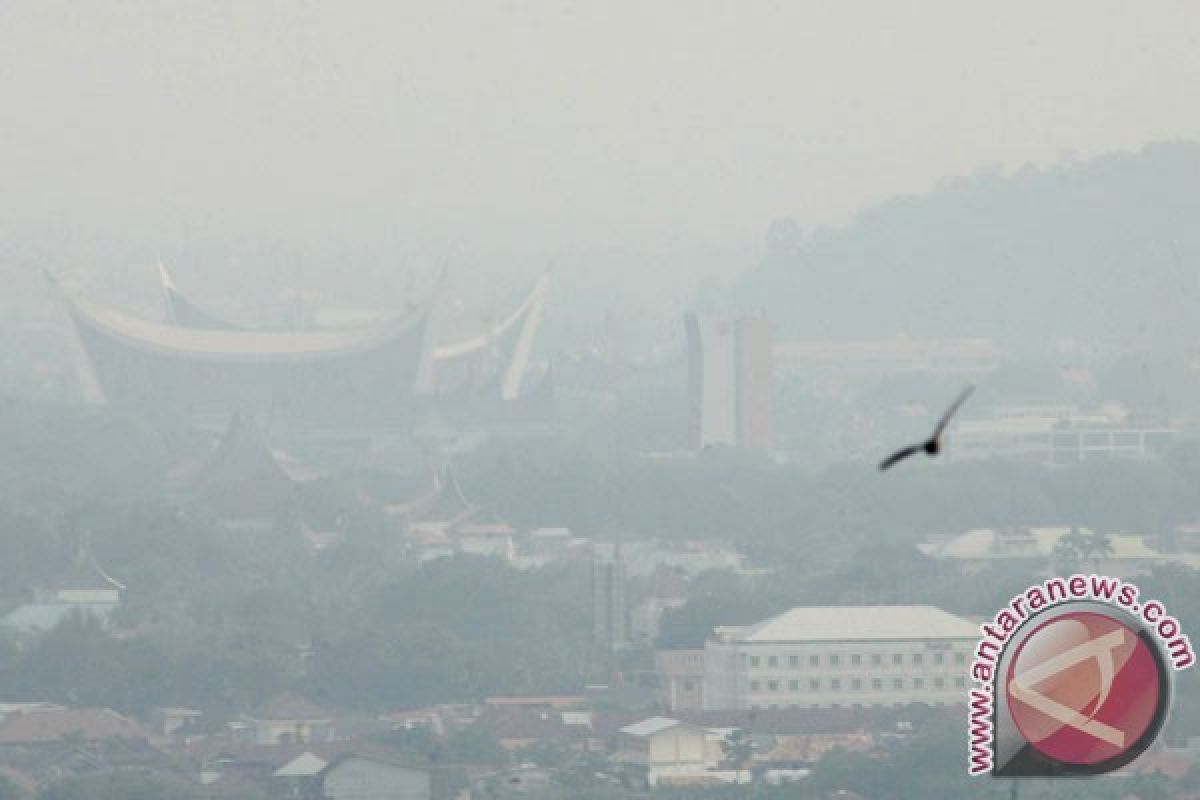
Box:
171;414;298;521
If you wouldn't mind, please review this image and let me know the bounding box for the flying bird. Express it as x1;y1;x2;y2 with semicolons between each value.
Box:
879;385;975;471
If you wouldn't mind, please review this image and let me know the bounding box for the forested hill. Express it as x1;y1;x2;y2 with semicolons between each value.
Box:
734;141;1200;352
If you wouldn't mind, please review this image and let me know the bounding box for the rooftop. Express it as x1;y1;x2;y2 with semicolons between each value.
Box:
274;751;328;778
620;716;699;737
71;297;424;361
732;605;978;643
0;707;153;744
249;693;333;722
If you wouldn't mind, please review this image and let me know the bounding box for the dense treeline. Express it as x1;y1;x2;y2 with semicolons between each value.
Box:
3;400;1200;723
0;400;596;714
460;436;1200;562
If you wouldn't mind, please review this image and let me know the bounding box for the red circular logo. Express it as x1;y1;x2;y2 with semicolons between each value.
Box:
1006;611;1163;766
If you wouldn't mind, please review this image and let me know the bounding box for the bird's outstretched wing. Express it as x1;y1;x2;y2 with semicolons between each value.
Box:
879;444;922;471
932;384;975;438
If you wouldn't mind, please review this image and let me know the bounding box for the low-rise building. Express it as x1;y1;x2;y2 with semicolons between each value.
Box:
386;471;516;563
918;526;1197;576
153;706;203;737
949;407;1176;465
0;706;155;746
615;717;720;786
239;694;334;746
2;554;125;634
320;755;431;800
702;606;977;711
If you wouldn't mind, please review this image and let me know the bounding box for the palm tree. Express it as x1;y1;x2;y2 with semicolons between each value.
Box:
1081;530;1115;573
1052;527;1089;574
721;728;756;782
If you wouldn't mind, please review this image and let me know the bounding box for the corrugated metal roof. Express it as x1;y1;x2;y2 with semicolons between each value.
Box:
620;716;692;737
274;751;328;778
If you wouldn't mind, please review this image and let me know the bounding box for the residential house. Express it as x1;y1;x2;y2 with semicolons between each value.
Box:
320;755;431;800
153;707;203;738
615;717;721;786
240;694;334;746
0;706;167;788
2;554;125;634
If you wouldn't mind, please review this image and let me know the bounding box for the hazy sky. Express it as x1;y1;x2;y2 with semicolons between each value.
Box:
2;0;1199;268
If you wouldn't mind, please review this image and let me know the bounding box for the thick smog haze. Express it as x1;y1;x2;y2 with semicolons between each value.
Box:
6;4;1200;799
3;1;1199;266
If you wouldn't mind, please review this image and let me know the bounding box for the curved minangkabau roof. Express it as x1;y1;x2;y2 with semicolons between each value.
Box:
153;266;546;372
159;263;241;330
432;273;548;362
67;296;429;363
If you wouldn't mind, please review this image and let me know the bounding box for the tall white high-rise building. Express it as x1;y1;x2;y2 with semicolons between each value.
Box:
684;314;774;451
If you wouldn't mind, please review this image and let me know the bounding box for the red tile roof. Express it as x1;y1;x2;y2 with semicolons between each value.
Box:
248;693;332;722
0;708;154;744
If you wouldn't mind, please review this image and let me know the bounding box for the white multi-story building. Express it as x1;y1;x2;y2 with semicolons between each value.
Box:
949;407;1175;465
702;606;977;711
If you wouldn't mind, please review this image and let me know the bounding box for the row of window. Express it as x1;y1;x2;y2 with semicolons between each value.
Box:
746;652;967;669
749;702;950;711
748;675;967;693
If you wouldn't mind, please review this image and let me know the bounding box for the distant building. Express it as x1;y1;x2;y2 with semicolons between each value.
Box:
475;706;580;752
684;314;774;451
239;694;335;746
0;706;155;746
655;649;706;712
0;704;65;725
702;606;977;711
949;406;1176;464
378;708;446;736
513;527;590;569
320;755;431;800
483;695;586;711
456;511;517;561
193;743;451;800
56;269;552;432
615;717;721;786
918;526;1192;576
170;413;301;525
591;543;629;654
153;706;203;738
0;706;169;789
385;470;516;562
2;550;125;634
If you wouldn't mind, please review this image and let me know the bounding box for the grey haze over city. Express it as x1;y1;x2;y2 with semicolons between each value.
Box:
2;2;1200;799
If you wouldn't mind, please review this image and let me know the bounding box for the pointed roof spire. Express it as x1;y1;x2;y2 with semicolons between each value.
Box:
157;259;177;292
55;530;126;592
